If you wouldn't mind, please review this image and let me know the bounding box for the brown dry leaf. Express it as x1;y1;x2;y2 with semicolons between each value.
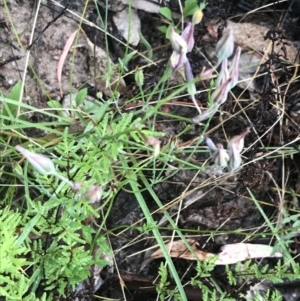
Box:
149;240;282;265
57;29;78;97
150;239;214;261
209;20;299;63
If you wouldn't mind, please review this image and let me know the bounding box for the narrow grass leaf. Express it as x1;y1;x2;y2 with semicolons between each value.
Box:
139;30;153;60
119;154;188;301
16;214;42;247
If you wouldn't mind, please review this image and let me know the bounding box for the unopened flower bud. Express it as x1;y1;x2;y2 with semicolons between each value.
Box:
215;28;234;66
181;22;195;52
170;27;187;55
216;58;229;88
184;60;202;114
192;9;203;25
16;145;56;175
84;184;102;204
228;145;242;172
170;27;188;71
206;137;217;154
229;46;241;89
211;77;232;105
228;127;251;154
228;128;250;172
214;144;230;168
135;69;144;87
198;67;215;81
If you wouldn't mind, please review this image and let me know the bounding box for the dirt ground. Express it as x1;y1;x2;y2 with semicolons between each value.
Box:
2;0;300;300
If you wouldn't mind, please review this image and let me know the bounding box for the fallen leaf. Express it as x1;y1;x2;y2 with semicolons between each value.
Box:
216;243;282;265
57;30;78;98
147;240;282;266
150;239;214;261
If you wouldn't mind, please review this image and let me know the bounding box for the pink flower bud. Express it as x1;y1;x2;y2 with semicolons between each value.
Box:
15;145;56;175
228;127;251;154
215;58;229;88
228;145;242;172
211;77;232;105
198;67;215;81
170;24;195;71
215;28;234;66
229;46;241;89
181;22;195;52
84;184;102;204
213;144;230;168
228;128;250;171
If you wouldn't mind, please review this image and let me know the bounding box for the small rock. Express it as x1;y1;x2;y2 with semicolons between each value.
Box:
121;0;161;13
113;8;141;46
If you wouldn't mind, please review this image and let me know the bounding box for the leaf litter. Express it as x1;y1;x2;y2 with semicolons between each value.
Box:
141;239;282;268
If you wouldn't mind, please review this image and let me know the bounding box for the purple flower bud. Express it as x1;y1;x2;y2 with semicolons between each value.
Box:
211;77;232;105
228;128;250;172
206;137;217;153
216;58;229;88
170;24;195;71
181;22;195;52
228;127;251;154
16;145;56;175
215;28;234;67
229;46;241;89
184;60;195;90
184;60;202;115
